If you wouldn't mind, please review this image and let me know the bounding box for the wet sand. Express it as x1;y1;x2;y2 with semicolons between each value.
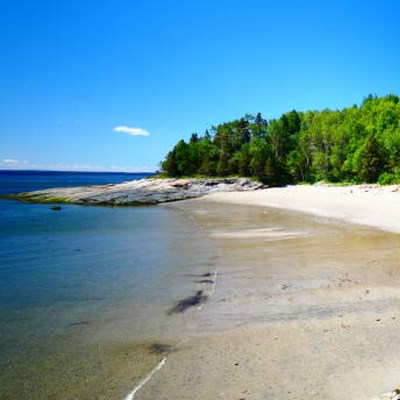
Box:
135;200;400;400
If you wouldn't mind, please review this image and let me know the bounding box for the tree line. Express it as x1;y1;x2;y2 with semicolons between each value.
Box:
161;94;400;185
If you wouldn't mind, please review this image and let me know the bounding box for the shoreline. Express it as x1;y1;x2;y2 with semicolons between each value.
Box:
8;178;400;235
201;184;400;234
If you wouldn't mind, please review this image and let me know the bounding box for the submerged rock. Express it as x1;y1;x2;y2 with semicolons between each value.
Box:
8;177;264;206
148;343;177;354
168;290;208;314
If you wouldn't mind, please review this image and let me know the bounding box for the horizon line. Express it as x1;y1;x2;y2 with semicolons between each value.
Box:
0;168;156;174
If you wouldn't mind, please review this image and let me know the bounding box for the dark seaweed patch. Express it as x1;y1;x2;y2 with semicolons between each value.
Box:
168;291;207;315
148;343;176;354
67;320;90;328
195;279;214;284
184;272;213;278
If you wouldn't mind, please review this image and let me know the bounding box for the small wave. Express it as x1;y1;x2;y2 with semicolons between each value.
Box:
124;357;166;400
210;227;307;239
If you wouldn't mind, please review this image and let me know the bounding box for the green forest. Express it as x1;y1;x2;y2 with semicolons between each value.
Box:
160;94;400;185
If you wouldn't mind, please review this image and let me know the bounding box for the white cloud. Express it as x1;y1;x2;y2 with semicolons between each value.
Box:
113;126;150;136
3;158;27;164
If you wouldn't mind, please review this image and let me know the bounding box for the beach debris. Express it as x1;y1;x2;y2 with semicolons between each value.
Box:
168;290;207;314
51;205;62;210
370;389;400;400
372;392;400;400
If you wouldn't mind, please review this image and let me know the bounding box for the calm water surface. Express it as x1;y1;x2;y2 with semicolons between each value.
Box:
0;171;217;399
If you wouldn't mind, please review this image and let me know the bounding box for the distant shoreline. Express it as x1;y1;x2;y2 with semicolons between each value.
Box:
5;177;263;205
7;175;400;234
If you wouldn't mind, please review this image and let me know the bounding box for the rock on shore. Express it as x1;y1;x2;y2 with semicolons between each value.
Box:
371;390;400;400
8;177;264;205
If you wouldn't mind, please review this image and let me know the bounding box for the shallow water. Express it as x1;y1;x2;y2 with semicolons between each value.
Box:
0;173;218;399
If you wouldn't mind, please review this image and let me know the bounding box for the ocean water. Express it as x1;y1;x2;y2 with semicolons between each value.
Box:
0;170;154;195
0;171;217;399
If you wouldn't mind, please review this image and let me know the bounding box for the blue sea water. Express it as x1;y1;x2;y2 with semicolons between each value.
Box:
0;169;154;195
0;170;216;399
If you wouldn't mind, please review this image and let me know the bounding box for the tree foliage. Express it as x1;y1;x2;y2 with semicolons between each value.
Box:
160;95;400;185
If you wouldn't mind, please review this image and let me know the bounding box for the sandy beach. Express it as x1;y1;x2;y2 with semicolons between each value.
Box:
203;184;400;234
132;185;400;400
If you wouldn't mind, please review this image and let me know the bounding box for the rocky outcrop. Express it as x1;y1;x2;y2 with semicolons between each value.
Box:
8;177;264;205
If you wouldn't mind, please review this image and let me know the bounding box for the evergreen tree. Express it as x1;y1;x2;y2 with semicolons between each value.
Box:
160;94;400;185
360;134;385;183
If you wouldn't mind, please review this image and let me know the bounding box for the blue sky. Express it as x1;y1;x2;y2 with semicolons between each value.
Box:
1;0;399;172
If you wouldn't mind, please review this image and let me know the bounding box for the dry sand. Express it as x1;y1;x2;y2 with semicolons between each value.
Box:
132;186;400;400
203;184;400;234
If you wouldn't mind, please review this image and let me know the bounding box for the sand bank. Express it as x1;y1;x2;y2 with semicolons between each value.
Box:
201;184;400;234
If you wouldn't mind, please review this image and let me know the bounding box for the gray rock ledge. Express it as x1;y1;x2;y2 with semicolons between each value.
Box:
8;177;265;206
